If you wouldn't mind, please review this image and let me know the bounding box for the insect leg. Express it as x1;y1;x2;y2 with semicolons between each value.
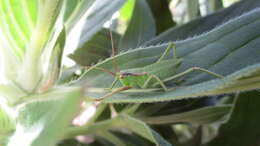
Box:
143;74;168;91
162;67;224;83
95;86;132;101
156;42;177;63
109;77;119;89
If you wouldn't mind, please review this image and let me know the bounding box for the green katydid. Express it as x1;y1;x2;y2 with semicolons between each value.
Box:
87;48;224;101
86;30;223;101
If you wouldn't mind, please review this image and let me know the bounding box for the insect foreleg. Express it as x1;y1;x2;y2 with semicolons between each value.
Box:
95;86;132;101
143;74;168;91
162;67;224;84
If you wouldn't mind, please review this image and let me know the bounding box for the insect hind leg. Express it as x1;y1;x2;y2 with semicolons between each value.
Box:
143;74;168;91
95;86;132;101
162;67;224;83
157;42;177;63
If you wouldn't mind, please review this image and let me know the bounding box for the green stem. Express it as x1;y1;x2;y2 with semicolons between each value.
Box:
17;0;62;91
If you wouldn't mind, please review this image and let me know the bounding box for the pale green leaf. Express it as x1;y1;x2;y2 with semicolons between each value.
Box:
0;106;15;136
7;87;82;146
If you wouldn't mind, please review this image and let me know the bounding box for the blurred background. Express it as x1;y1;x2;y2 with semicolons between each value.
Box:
64;0;240;67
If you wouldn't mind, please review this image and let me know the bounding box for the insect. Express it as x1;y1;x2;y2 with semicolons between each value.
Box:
85;23;223;101
87;41;223;101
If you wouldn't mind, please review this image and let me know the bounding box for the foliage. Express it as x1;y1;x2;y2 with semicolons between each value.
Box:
0;0;260;145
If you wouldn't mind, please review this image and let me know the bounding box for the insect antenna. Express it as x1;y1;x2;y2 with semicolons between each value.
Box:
109;20;120;73
85;66;116;76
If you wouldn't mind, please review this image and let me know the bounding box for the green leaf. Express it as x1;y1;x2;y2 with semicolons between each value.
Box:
66;114;171;146
111;131;153;146
58;65;82;84
0;0;38;81
78;8;260;103
0;0;37;58
205;91;260;146
0;84;27;104
79;0;126;43
7;87;82;146
146;0;260;45
141;105;232;125
70;28;121;66
0;106;15;137
97;131;127;146
64;0;95;31
118;115;171;146
119;0;135;21
119;0;156;50
16;0;64;91
38;27;66;92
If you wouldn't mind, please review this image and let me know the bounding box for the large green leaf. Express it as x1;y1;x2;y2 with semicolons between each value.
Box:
0;0;37;58
7;87;82;146
118;0;156;50
77;8;260;103
0;0;38;82
146;0;260;45
14;0;64;91
205;91;260;146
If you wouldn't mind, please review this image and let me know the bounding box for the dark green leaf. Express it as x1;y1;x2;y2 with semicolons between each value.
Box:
141;105;232;125
146;0;260;45
205;91;260;146
118;115;171;146
58;65;82;84
70;29;121;66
